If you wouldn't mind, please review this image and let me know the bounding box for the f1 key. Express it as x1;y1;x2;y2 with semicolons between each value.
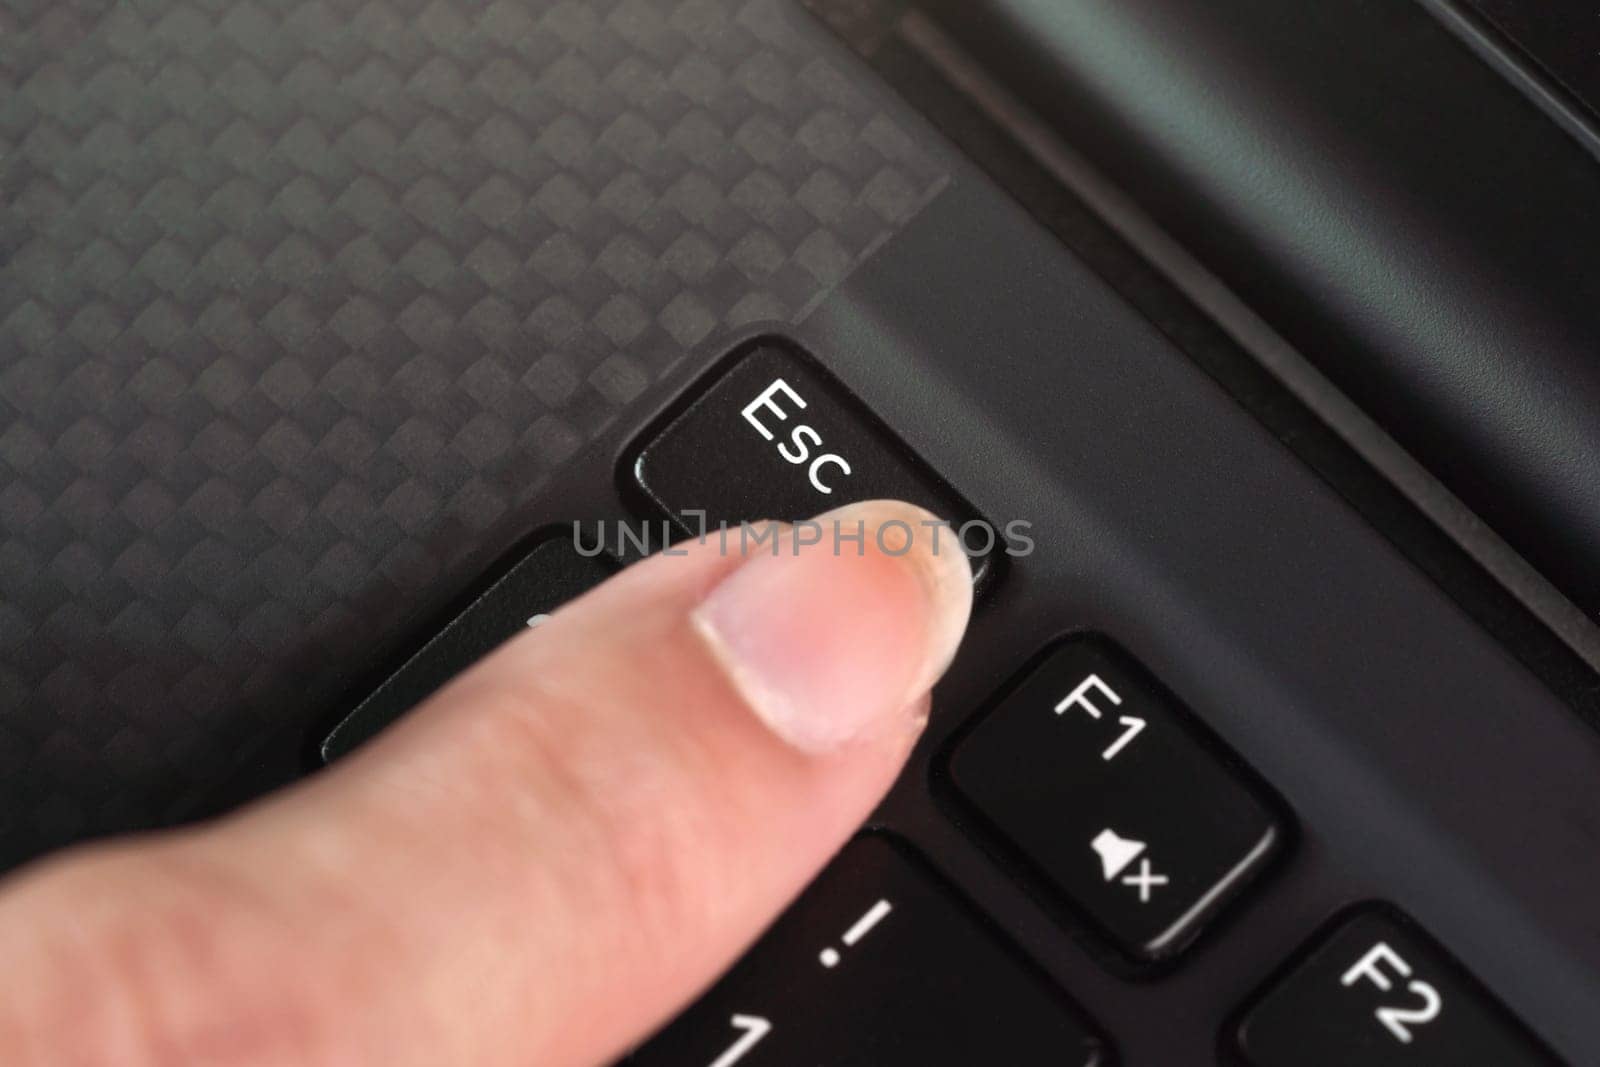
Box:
949;636;1284;964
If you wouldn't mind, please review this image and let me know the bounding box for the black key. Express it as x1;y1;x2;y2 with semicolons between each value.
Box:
1235;906;1560;1065
321;535;614;762
948;636;1283;963
631;835;1107;1066
630;339;996;582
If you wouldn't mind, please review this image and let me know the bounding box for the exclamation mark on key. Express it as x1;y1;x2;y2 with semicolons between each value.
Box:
819;898;893;968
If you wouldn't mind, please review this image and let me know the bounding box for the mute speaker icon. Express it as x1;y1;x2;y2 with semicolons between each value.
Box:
1091;828;1147;882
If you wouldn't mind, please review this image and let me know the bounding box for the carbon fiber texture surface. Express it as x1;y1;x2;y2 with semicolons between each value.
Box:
0;0;947;866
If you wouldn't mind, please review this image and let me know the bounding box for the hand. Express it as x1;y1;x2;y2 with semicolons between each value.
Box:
0;500;973;1066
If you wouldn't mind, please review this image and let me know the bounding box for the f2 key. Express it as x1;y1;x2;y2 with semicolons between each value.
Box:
1235;907;1560;1065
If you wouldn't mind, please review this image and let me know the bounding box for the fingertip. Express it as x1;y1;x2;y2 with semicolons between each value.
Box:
690;500;972;754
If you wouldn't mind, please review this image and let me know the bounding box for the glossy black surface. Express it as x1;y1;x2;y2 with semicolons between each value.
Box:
948;637;1282;963
922;0;1600;623
1459;0;1600;120
1235;906;1559;1065
630;835;1106;1066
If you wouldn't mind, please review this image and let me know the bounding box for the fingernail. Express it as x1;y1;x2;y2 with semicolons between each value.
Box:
690;500;974;754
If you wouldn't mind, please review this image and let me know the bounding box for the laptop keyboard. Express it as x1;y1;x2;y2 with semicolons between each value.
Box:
10;0;1599;1057
324;340;1563;1064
